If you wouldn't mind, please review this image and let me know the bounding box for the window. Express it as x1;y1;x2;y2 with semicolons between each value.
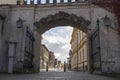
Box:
80;51;81;63
83;49;84;62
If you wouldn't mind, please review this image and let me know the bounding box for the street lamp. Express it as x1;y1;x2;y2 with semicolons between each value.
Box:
77;31;79;71
64;61;66;72
103;15;111;27
46;61;49;72
96;19;100;51
96;19;100;27
16;17;23;28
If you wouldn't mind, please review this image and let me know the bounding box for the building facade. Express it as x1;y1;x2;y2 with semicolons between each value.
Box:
40;46;56;69
40;44;49;69
57;61;62;69
0;1;120;73
70;28;88;71
49;51;55;68
54;58;58;68
68;50;72;70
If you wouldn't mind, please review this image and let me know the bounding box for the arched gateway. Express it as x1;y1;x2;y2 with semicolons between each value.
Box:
34;11;90;34
0;2;120;74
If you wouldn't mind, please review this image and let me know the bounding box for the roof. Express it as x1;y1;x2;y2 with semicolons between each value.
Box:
41;44;50;53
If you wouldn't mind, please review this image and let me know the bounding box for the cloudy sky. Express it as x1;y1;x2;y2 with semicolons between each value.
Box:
42;26;73;63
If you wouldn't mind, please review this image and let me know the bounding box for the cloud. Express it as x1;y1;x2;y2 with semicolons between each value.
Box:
42;26;73;63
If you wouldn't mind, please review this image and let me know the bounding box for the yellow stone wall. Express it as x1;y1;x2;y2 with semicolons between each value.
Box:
70;28;88;71
41;45;49;69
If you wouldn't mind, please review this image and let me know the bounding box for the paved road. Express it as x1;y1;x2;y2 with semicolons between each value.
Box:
0;72;119;80
40;68;65;72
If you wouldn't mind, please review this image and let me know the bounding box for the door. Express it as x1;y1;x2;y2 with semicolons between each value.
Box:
90;26;101;72
8;43;15;73
24;27;34;70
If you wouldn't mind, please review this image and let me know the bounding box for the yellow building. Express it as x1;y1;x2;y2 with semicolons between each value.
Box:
40;44;49;69
70;28;88;71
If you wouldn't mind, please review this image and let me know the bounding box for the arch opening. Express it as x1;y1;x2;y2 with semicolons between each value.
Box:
41;26;73;72
34;11;91;72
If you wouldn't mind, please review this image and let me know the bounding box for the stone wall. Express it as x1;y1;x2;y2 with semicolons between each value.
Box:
99;14;120;73
0;0;16;5
0;7;10;72
33;32;41;72
0;3;120;73
0;16;3;72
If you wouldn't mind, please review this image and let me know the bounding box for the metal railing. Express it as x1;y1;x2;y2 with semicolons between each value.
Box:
16;0;114;5
16;0;91;5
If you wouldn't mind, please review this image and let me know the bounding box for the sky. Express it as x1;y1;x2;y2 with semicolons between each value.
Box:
42;26;73;63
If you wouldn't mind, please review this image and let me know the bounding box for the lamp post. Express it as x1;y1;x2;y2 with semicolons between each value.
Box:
77;31;79;71
46;61;49;72
103;15;111;27
96;19;100;28
64;61;66;72
83;49;84;72
16;17;23;28
96;19;102;72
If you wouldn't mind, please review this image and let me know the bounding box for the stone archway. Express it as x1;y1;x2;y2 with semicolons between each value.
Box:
0;2;120;74
34;11;90;34
33;10;120;74
33;11;91;72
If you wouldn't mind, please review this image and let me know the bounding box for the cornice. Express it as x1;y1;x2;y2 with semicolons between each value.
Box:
0;3;100;10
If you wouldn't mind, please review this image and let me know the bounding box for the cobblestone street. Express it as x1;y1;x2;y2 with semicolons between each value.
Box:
0;71;119;80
